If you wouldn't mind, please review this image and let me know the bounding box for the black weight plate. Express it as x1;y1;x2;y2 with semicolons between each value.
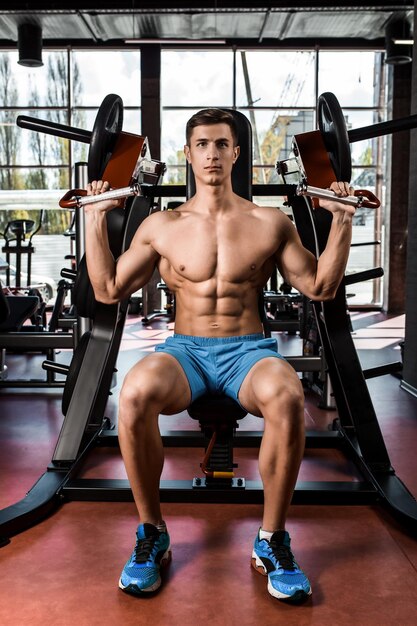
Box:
318;92;352;182
88;94;124;182
61;330;91;416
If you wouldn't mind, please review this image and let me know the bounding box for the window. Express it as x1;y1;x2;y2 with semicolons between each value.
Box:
161;47;385;305
0;49;140;294
0;49;141;192
0;45;385;305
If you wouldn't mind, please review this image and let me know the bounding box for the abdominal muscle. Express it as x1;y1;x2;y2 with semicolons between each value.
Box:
168;278;264;337
155;208;277;337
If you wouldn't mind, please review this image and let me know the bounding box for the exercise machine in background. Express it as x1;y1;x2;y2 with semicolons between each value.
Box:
0;208;75;388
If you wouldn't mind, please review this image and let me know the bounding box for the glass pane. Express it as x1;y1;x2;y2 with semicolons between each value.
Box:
348;168;382;305
346;252;382;305
161;108;197;168
0;167;69;191
0;225;73;295
72;142;89;167
0;109;21;167
345;110;381;166
318;51;378;107
122;108;142;135
0;51;69;107
235;50;316;108
0;110;70;168
72;107;141;134
352;167;376;190
163;165;187;186
0;195;71;241
161;50;233;106
72;50;141;107
236;109;314;183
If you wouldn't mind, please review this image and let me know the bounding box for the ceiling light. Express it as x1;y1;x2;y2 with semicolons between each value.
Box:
392;39;414;45
124;38;226;45
385;16;413;65
17;23;43;67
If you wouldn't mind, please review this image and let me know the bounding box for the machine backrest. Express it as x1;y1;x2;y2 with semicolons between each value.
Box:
185;110;254;423
186;109;253;201
185;109;269;338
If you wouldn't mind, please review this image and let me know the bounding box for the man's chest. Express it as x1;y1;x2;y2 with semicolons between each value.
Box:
155;216;279;284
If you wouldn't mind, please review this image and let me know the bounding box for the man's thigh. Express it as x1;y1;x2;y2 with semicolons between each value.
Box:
125;352;193;415
238;357;303;417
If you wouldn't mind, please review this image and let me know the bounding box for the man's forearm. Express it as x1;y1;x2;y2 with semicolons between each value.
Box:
313;211;352;300
84;210;118;303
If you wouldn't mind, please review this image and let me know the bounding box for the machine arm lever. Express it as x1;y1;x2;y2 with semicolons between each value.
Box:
59;183;142;209
296;181;380;209
17;115;91;144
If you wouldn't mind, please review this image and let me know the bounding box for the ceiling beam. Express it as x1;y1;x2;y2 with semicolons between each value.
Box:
0;37;386;49
0;1;414;11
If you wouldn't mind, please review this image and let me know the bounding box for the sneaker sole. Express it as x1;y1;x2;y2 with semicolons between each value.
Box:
119;549;171;596
251;551;312;602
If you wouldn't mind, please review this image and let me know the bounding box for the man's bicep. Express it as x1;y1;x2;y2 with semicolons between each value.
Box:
114;228;159;295
276;229;317;295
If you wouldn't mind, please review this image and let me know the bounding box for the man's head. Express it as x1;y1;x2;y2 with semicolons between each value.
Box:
185;108;239;147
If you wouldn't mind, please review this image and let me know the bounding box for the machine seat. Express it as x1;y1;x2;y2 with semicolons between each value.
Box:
188;393;247;424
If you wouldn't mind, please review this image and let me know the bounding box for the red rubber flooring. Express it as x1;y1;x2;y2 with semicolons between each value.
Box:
0;312;416;626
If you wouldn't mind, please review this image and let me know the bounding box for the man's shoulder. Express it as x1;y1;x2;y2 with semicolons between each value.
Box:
143;207;184;228
251;203;290;223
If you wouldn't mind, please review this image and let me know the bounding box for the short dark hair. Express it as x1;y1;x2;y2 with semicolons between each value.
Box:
186;108;239;146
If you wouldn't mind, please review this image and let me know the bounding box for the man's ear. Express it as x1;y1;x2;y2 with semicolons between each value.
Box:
233;146;240;163
184;144;191;163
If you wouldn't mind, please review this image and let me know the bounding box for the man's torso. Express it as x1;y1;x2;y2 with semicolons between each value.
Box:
149;199;288;336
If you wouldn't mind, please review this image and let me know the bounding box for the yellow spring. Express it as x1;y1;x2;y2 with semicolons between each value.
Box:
212;471;235;479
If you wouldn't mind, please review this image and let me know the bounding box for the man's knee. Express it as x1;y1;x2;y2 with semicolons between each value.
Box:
246;360;305;420
261;380;304;415
119;354;191;424
119;365;161;420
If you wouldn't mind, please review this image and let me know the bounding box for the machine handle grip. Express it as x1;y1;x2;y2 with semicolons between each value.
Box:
296;183;380;209
354;189;381;209
59;184;141;209
59;188;87;208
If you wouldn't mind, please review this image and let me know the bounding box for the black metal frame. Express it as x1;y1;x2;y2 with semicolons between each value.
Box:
289;192;417;527
1;181;416;547
2;104;417;546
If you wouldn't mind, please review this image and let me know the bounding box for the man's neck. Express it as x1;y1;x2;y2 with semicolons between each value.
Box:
192;181;236;215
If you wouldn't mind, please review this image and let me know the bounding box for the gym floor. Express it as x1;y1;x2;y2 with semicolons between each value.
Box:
0;311;416;626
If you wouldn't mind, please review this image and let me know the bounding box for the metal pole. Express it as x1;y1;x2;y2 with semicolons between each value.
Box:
73;161;91;338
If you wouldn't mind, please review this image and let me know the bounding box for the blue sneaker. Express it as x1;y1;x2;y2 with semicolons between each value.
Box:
119;523;171;595
251;529;312;602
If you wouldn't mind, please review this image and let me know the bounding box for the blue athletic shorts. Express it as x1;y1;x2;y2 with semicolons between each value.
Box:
155;333;285;407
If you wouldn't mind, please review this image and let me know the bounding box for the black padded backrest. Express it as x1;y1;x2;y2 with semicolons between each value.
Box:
185;110;253;422
186;109;253;201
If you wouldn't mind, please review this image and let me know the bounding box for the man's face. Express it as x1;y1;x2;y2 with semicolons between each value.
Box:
184;123;240;186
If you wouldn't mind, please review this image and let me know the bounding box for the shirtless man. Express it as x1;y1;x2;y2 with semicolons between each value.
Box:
84;108;355;603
